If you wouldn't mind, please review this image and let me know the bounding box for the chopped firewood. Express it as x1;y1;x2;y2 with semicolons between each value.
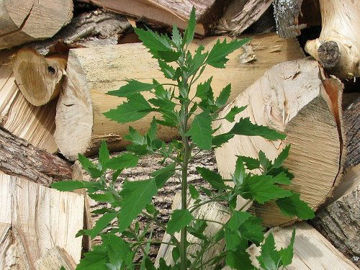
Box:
344;96;360;169
12;49;66;106
305;0;360;79
55;34;304;160
214;59;344;226
0;173;84;265
0;0;73;49
35;247;76;270
311;165;360;267
76;0;220;35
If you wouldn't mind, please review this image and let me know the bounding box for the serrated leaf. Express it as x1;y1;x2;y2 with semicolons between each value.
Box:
186;111;212;150
158;60;176;79
77;245;108;270
215;84;231;107
233;157;245;185
212;133;234;147
152;163;176;188
257;233;280;270
118;179;157;232
237;156;260;170
172;246;180;262
78;154;102;178
276;193;315;219
166;209;194;234
195;77;213;100
88;192;115;203
125;127;146;145
51;180;101;192
172;25;182;48
259;151;271;171
189;184;200;199
104;94;151;123
272;172;292;185
225;106;247;122
207;38;250;68
273;145;291;169
188;45;208;76
105;153;139;171
107;80;154;97
196;167;226;190
134;27;172;58
158;50;181;62
279;229;295;266
89;212;118;239
183;7;196;45
230;117;286;140
102;234;134;267
99;141;110;169
225;250;254;270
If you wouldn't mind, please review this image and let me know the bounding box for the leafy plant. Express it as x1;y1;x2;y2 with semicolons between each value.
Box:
52;8;314;270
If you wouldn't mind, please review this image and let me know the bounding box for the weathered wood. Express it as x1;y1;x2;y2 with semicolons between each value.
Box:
216;0;274;36
0;0;73;49
311;165;360;267
0;50;58;153
344;96;360;169
56;33;304;160
0;173;84;265
305;0;360;78
0;126;72;186
214;59;344;226
35;247;76;270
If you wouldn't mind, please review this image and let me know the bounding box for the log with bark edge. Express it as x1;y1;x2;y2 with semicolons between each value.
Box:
214;59;344;226
305;0;360;79
311;165;360;267
55;33;304;160
0;50;58;153
0;173;84;266
76;0;222;35
12;49;67;106
0;0;73;49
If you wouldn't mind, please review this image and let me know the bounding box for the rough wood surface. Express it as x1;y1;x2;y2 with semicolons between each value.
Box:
214;59;344;226
56;33;304;160
0;50;58;153
0;0;73;49
0;126;72;186
305;0;360;78
247;223;358;269
311;165;360;267
344;96;360;169
77;0;220;35
216;0;274;36
0;173;84;265
35;247;76;270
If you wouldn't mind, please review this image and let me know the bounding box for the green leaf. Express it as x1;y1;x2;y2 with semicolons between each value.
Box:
88;192;115;203
195;77;213;100
233;157;246;185
188;46;208;76
279;229;295;266
259;151;271;171
51;180;101;192
172;246;180;262
230;117;286;140
273;145;291;169
240;175;292;204
158;60;176;79
183;7;196;45
78;154;102;178
77;245;108;270
125;127;146;145
89;212;118;239
186;111;212;150
134;27;172;58
118;179;157;232
225;250;254;270
225;106;247;122
215;84;231;108
212;133;234;147
272;172;292;185
107;80;154;97
103;234;134;267
104;93;151;123
158;50;181;62
105;153;139;171
99;141;110;169
166;209;194;234
172;25;182;48
207;38;250;68
152;163;176;188
189;184;200;199
237;156;260;170
257;233;280;270
276;193;315;220
196;167;226;190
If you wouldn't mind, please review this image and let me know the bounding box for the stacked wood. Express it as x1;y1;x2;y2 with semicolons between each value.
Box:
214;59;344;226
55;33;304;160
305;0;360;79
344;96;360;169
311;165;360;267
34;247;76;270
76;0;221;35
0;0;73;49
0;173;84;266
0;51;57;153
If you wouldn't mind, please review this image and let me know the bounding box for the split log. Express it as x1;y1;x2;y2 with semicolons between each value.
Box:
311;165;360;267
12;49;67;106
56;33;304;160
0;173;84;265
0;126;72;186
0;0;73;49
0;50;57;153
35;247;76;270
76;0;220;35
305;0;360;79
344;96;360;169
214;59;344;226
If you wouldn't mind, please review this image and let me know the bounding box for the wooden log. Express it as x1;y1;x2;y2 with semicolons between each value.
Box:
12;49;67;106
55;33;304;160
305;0;360;79
311;165;360;267
0;126;72;186
214;59;344;226
344;96;360;169
76;0;221;35
0;50;58;153
0;173;84;265
35;247;76;270
0;0;73;49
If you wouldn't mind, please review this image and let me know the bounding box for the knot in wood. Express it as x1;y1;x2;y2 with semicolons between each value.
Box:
318;41;340;69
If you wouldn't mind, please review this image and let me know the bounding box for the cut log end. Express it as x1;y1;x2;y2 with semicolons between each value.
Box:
13;49;66;106
318;41;340;69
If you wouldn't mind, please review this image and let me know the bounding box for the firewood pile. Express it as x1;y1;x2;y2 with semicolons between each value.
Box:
1;0;360;269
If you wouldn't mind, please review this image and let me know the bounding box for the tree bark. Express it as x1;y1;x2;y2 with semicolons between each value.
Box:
214;59;344;226
344;96;360;169
55;33;304;160
0;0;73;49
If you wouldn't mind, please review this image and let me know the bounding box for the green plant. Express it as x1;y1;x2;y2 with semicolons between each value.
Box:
52;8;314;270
